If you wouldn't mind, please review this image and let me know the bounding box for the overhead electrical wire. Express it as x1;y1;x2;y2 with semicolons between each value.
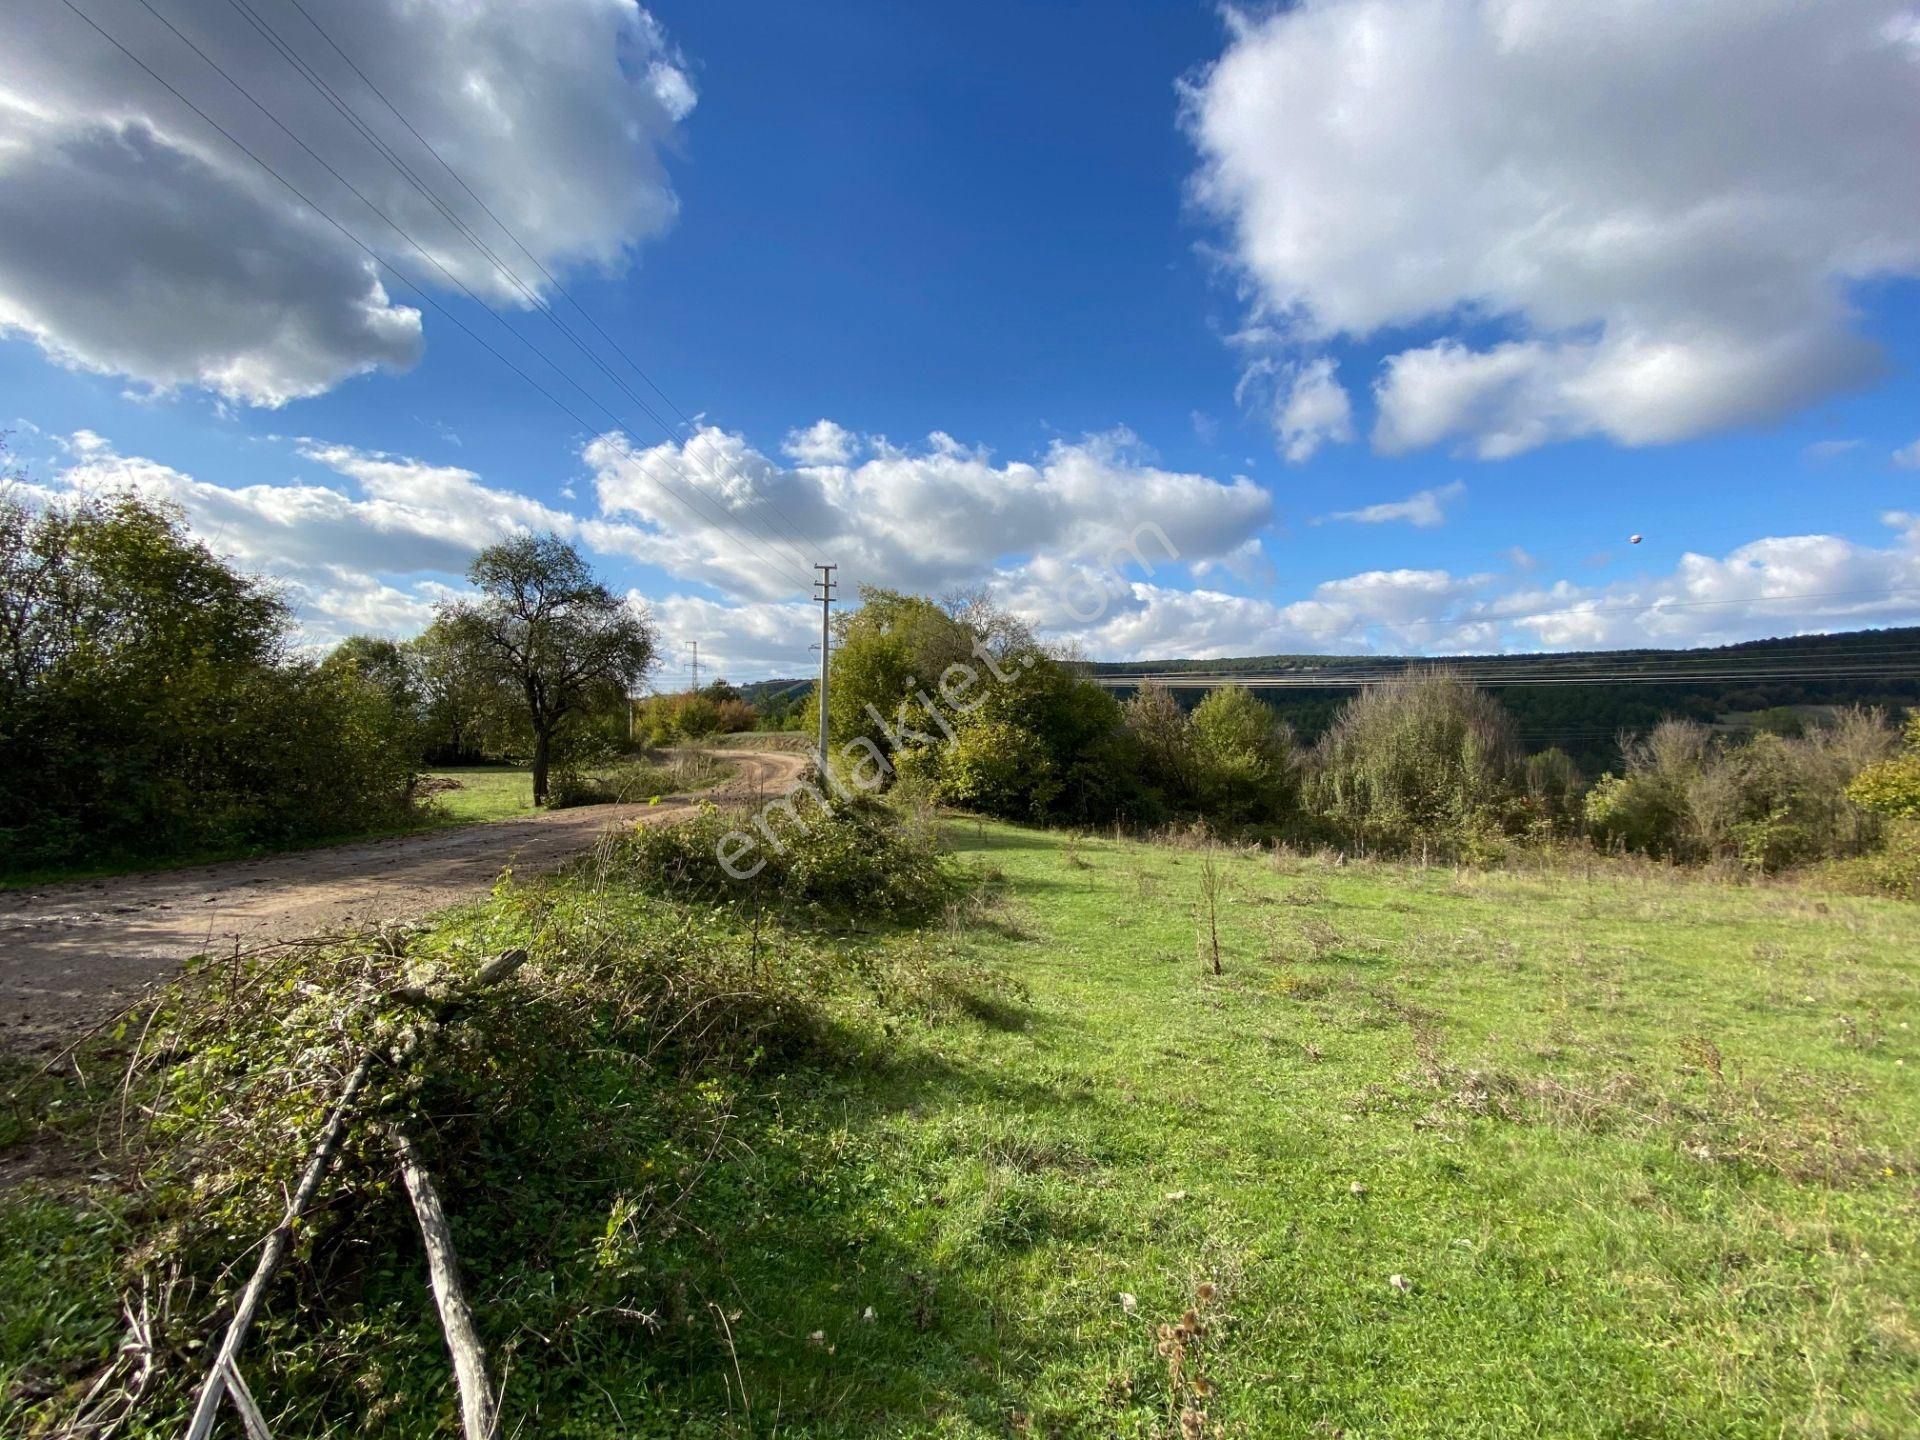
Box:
266;0;828;574
69;0;818;594
131;0;818;591
49;0;1920;664
213;0;827;580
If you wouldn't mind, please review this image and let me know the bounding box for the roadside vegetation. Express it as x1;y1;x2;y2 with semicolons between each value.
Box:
4;802;1915;1436
0;479;769;879
6;468;1917;1434
0;489;420;876
818;586;1920;897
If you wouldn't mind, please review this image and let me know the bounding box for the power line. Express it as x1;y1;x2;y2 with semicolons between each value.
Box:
217;0;823;581
79;0;817;594
1091;667;1920;690
1326;584;1920;640
271;0;828;573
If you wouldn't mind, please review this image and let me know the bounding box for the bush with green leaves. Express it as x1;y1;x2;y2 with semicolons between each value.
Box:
1846;712;1920;819
1521;747;1583;833
1817;817;1920;900
545;749;734;809
821;585;1140;824
1304;671;1524;854
1122;680;1196;809
1189;683;1299;827
617;793;961;923
1589;711;1893;870
923;716;1059;818
0;491;421;870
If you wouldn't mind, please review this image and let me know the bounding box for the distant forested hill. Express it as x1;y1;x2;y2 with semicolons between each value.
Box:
1086;627;1920;772
740;677;812;708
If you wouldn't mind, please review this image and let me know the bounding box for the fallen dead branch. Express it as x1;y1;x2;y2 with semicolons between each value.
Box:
392;1123;497;1440
179;946;527;1439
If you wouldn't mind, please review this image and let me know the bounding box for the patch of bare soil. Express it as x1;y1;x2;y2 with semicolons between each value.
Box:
0;750;807;1050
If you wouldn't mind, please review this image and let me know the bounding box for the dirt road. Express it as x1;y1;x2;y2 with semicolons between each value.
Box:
0;750;807;1048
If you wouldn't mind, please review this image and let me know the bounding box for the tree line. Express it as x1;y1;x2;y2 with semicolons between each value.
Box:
1;485;657;872
5;468;1912;891
821;586;1919;887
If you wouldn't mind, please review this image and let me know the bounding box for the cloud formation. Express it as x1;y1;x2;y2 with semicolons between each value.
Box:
39;430;677;644
589;424;1274;601
0;0;693;405
781;419;859;465
1004;521;1920;661
30;423;1920;673
1185;0;1920;458
1272;359;1355;463
33;421;1275;653
1326;481;1465;529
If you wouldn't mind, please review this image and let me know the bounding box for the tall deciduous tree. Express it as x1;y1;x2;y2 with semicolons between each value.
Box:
441;534;656;804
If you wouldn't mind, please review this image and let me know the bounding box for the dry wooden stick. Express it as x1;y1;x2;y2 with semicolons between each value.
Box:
179;946;527;1439
219;1360;274;1440
386;947;527;1010
392;1124;497;1440
184;1050;374;1440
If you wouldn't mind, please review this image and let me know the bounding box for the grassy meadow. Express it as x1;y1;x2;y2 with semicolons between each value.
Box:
3;818;1917;1437
421;765;538;823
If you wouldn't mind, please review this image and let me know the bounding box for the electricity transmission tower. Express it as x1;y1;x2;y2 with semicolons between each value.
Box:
685;640;699;694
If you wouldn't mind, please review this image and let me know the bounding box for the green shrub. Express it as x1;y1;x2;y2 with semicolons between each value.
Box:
0;492;422;870
1190;683;1299;827
931;717;1058;818
1588;710;1894;871
1846;714;1920;818
1585;771;1685;856
1522;747;1583;833
1815;818;1920;900
1123;680;1196;807
1304;671;1523;854
546;749;734;808
617;794;961;923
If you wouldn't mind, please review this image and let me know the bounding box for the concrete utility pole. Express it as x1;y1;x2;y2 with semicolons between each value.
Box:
685;639;699;694
813;563;836;764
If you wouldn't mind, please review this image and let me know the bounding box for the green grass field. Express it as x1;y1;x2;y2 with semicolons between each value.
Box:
4;821;1916;1436
421;765;537;823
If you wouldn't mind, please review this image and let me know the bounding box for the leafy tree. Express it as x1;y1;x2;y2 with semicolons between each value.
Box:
440;534;657;804
824;587;975;755
1189;683;1298;826
1123;681;1196;808
408;617;519;764
1521;747;1583;832
325;635;417;708
934;716;1057;817
673;693;722;739
323;635;425;759
1;489;417;868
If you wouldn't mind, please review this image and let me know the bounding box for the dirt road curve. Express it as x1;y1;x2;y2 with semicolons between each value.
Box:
0;750;807;1049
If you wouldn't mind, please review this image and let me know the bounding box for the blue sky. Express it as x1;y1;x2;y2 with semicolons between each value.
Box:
5;0;1919;679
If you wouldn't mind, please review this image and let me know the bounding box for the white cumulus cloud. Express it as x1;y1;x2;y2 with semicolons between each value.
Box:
1185;0;1920;458
1273;358;1355;463
781;419;859;465
589;424;1274;600
0;0;693;405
